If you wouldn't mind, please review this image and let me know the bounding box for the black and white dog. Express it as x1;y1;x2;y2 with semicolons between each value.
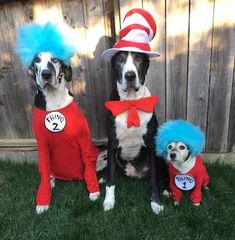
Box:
29;52;104;214
28;52;73;111
103;51;168;214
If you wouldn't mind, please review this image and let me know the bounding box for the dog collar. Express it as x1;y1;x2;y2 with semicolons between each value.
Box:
105;96;159;128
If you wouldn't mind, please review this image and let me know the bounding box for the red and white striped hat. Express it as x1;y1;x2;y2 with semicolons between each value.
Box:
102;8;160;61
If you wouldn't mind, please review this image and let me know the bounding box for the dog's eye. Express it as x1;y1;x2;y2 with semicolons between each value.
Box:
34;56;41;63
168;145;172;150
51;58;59;63
118;56;124;63
135;55;143;62
179;145;186;150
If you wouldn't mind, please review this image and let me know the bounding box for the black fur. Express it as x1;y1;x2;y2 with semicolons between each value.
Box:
105;51;169;210
111;51;150;85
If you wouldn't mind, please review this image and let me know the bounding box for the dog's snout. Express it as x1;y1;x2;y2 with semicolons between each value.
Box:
170;152;176;159
41;69;52;80
125;71;136;82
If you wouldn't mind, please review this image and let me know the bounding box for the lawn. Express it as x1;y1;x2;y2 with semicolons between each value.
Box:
0;160;234;240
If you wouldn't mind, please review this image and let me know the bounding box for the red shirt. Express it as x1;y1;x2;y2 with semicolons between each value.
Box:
169;156;209;203
32;101;99;205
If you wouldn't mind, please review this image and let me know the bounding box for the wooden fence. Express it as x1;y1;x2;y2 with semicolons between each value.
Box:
0;0;234;153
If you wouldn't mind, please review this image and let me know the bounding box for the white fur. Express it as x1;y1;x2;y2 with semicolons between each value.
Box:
119;52;140;91
45;87;73;111
89;191;100;201
98;177;106;184
36;205;49;215
103;185;115;211
96;150;107;171
163;189;171;198
125;163;149;178
115;86;152;160
174;201;179;206
172;156;196;173
50;176;55;189
151;201;164;214
167;142;189;163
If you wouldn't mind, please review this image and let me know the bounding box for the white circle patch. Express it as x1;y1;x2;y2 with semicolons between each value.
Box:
44;111;66;132
174;174;195;191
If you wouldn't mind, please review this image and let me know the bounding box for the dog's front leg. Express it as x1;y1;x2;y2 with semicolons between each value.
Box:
35;140;52;215
150;151;164;214
103;142;116;211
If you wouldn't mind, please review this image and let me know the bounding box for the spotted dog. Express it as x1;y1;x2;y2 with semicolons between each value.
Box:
29;52;102;214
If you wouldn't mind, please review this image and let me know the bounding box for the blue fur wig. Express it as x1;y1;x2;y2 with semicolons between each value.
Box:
15;22;76;66
156;120;205;158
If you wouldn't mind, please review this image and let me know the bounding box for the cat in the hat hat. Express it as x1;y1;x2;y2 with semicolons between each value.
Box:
102;8;169;214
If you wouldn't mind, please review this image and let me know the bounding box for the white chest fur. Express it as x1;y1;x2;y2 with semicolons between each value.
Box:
116;110;152;160
115;86;153;161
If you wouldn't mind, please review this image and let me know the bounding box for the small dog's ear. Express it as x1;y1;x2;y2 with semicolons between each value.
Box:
64;64;72;82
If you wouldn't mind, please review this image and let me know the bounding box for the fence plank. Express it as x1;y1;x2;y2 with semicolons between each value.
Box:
228;61;235;152
206;0;235;152
119;0;142;27
187;0;214;134
0;2;34;139
143;0;166;124
166;0;189;120
81;0;114;139
0;0;234;153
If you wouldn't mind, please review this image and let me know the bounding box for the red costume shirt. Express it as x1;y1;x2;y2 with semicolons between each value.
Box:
169;156;209;203
32;101;99;205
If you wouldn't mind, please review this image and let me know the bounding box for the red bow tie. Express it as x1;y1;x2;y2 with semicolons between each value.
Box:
105;96;159;128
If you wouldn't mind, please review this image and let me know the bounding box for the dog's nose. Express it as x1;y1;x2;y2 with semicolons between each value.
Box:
41;69;52;80
125;71;136;82
170;152;176;159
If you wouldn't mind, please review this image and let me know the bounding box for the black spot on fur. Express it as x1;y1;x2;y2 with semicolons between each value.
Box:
34;90;46;110
133;53;149;85
111;51;128;83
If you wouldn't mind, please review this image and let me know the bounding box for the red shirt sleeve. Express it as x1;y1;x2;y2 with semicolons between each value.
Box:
190;156;210;203
33;109;51;205
77;112;99;193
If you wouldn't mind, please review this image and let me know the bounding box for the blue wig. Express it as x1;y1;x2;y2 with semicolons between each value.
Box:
156;120;205;158
15;22;76;66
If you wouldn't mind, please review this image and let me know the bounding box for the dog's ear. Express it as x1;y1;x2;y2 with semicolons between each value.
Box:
63;64;72;82
28;60;36;80
143;54;150;75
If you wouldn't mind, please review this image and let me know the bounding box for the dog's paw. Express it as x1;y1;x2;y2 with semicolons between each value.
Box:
163;189;171;198
50;176;55;189
103;185;115;211
193;202;200;207
36;205;49;215
96;150;107;171
103;198;115;211
151;201;164;214
89;191;100;201
174;201;180;206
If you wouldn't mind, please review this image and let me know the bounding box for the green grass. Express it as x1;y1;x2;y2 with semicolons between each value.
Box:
0;160;234;240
